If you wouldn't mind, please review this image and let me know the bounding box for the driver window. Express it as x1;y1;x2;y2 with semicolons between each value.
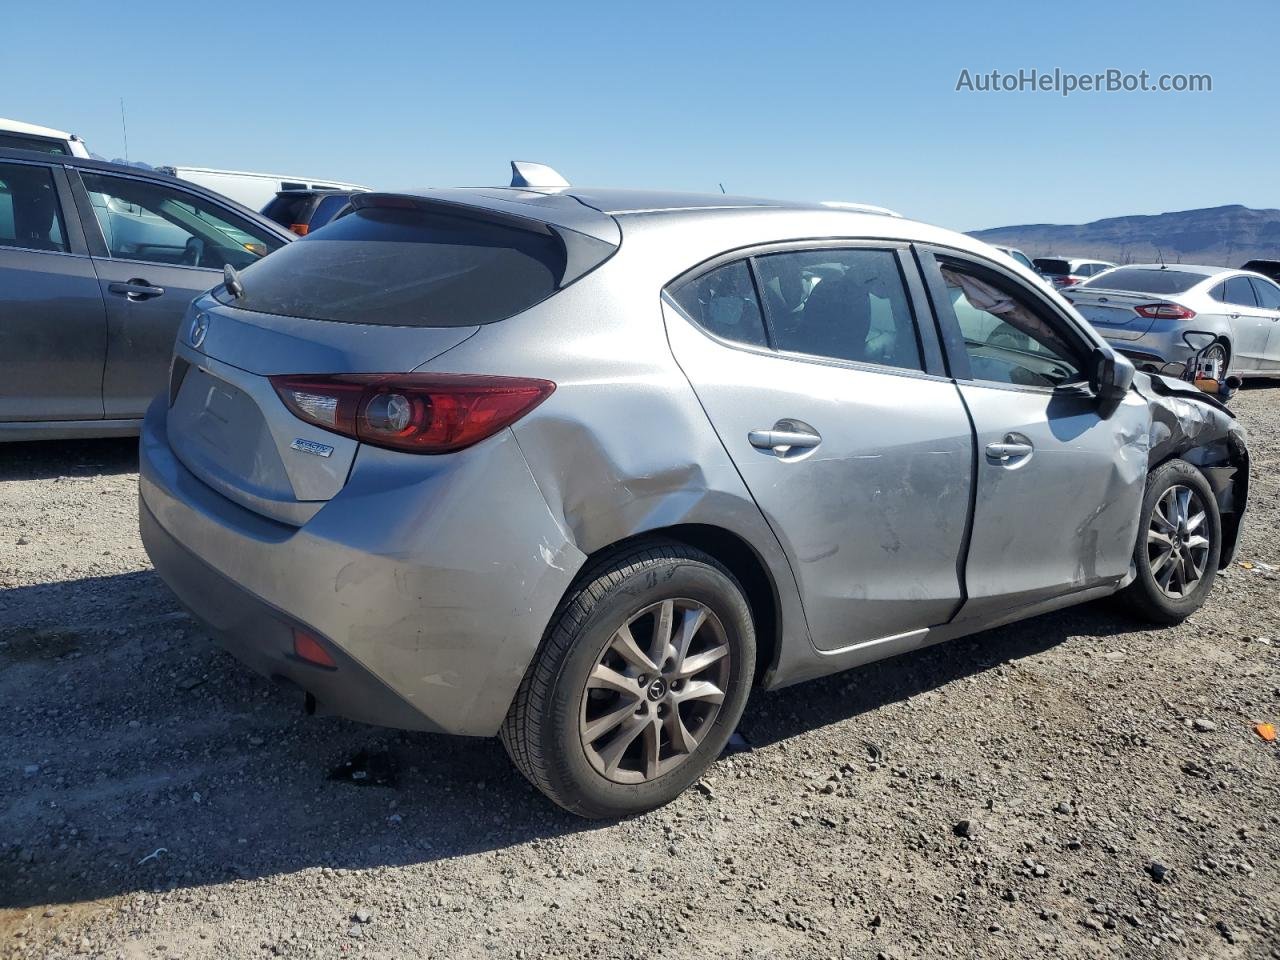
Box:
79;172;284;270
941;263;1083;388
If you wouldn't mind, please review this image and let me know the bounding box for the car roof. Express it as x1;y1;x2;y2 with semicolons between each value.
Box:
396;185;879;217
367;185;1042;278
0;116;75;140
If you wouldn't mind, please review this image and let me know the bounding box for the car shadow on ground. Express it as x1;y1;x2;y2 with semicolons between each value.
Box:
0;564;1148;911
0;438;138;482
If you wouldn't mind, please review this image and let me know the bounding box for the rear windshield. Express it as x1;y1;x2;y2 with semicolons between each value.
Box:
224;203;612;327
261;193;314;227
310;193;350;228
1079;267;1204;294
1033;258;1070;275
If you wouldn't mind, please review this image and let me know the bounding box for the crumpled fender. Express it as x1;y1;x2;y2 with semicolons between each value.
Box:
1133;372;1249;566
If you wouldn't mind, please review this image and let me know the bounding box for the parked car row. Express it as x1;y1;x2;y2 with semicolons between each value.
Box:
988;239;1280;378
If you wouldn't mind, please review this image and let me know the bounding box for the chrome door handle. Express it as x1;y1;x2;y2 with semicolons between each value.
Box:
748;428;822;452
986;441;1034;461
108;280;165;301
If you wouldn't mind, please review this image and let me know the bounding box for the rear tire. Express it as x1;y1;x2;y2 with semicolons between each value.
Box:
1204;340;1231;378
1118;459;1220;624
501;539;755;819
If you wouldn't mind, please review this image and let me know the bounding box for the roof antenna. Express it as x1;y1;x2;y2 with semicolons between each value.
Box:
510;161;569;189
120;97;129;163
1155;247;1166;269
718;182;726;194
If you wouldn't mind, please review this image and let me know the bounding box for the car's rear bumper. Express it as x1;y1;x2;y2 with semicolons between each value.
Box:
139;397;585;736
1099;323;1231;373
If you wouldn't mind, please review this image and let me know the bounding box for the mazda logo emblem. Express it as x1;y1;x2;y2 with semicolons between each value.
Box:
189;312;209;348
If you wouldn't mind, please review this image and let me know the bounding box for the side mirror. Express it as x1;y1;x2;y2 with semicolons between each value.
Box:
1089;346;1134;419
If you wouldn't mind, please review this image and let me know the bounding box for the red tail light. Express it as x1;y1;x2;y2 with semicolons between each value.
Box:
289;223;310;236
1057;276;1080;286
269;374;555;454
1134;303;1196;320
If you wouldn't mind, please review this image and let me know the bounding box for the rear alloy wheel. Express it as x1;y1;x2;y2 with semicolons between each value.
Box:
580;599;731;783
501;540;754;818
1119;458;1221;624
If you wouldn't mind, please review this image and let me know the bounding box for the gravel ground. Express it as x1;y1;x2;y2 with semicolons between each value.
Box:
2;387;1278;960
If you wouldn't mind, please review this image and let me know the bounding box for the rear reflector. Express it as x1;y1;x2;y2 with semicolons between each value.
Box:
270;373;555;454
293;629;336;668
1134;303;1196;320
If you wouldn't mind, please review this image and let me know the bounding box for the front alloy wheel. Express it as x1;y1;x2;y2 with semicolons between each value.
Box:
1120;458;1221;624
1146;484;1211;599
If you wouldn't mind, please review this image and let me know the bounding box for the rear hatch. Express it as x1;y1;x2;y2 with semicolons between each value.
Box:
166;190;620;525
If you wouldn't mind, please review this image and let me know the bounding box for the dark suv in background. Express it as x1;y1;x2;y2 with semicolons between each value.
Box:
0;147;293;440
261;188;360;236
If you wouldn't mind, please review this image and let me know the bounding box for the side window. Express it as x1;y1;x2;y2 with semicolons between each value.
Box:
79;172;284;269
1011;251;1034;270
670;260;768;348
754;249;923;371
1249;278;1280;310
941;263;1083;388
1222;275;1257;307
0;162;68;253
0;133;70;155
1209;281;1227;303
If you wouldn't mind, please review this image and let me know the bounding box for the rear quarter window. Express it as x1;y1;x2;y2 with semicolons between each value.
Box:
1034;258;1070;274
226;203;614;327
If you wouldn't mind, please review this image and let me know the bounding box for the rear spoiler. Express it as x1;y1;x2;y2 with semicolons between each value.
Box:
348;192;620;285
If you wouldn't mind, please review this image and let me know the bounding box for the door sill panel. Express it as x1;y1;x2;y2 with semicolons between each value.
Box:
766;580;1122;689
0;419;141;442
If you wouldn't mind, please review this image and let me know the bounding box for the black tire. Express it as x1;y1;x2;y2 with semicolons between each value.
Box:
500;538;755;819
1118;458;1221;624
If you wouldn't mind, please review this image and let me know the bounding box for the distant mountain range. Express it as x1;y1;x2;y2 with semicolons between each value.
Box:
970;205;1280;267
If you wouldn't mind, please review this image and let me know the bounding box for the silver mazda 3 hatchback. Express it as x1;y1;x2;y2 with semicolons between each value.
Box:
140;166;1249;817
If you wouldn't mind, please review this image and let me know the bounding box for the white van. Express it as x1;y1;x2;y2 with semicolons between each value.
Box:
0;117;91;157
157;166;368;212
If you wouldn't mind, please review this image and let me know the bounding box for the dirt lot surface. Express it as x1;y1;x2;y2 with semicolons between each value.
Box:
2;388;1278;960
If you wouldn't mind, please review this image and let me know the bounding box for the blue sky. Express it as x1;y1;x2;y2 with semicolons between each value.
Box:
4;0;1272;231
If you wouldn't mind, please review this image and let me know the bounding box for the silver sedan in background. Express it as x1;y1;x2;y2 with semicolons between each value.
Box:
1065;264;1280;376
138;168;1250;817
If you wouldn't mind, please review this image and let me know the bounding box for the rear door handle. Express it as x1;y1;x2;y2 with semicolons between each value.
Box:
749;428;822;452
108;280;165;301
986;440;1034;461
